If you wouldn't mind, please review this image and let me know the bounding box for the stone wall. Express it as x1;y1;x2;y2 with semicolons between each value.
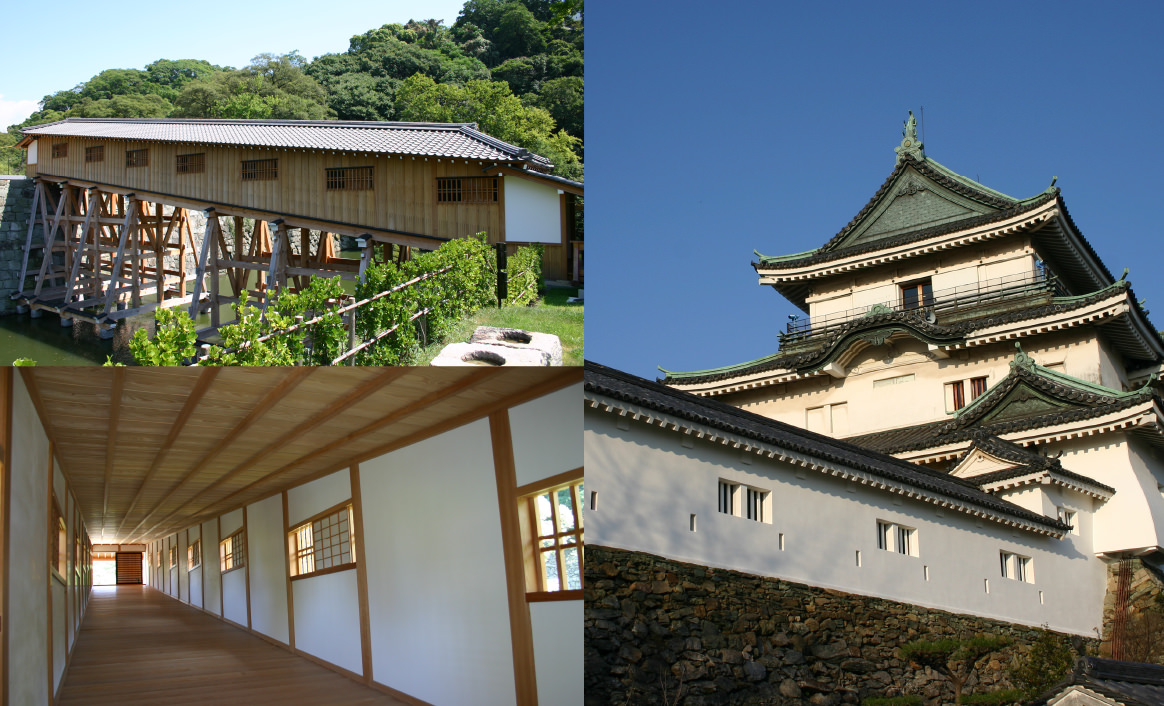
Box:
586;546;1096;706
0;179;41;313
1100;557;1164;662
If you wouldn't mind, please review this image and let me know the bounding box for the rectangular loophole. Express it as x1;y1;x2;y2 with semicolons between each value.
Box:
689;514;697;532
590;491;597;511
855;550;861;567
779;533;785;551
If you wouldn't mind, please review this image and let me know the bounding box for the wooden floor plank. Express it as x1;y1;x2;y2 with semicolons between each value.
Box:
58;585;408;705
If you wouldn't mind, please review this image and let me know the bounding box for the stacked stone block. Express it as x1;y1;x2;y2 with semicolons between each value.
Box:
0;179;41;314
586;546;1095;706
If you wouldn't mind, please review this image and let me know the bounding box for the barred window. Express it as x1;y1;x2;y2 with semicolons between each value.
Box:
126;149;149;168
220;530;246;573
241;158;278;181
177;153;205;174
289;504;356;578
188;539;201;569
436;177;498;203
85;145;104;163
525;478;584;593
52;143;67;158
326;166;373;190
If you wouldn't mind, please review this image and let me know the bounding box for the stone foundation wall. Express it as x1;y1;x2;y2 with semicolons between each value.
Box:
1101;557;1164;662
0;179;41;313
585;546;1096;706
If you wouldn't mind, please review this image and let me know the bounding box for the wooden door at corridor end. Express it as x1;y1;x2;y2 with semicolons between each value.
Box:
115;552;143;584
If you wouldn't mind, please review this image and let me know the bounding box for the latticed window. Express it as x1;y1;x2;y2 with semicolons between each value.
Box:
169;546;177;568
220;530;246;572
241;158;278;181
527;479;583;593
326;166;373;190
177;153;205;174
188;539;201;569
52;143;67;158
126;149;149;167
51;498;67;575
289;504;355;578
85;145;104;163
436;177;498;203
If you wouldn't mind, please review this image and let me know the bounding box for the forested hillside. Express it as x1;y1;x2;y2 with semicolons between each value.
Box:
0;0;583;179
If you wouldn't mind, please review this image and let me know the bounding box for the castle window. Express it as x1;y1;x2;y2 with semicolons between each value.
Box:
719;480;770;523
126;148;149;167
289;503;356;579
169;545;176;568
220;530;246;573
900;279;933;310
719;480;737;515
1000;550;1033;583
326;166;374;190
745;487;766;522
177;153;205;174
436;176;498;203
241;158;278;181
877;520;918;556
805;401;848;435
188;539;201;570
946;376;989;412
52;143;67;158
85;145;104;163
1057;507;1078;535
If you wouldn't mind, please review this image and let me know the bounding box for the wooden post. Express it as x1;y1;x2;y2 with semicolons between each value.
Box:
188;208;216;321
102;195;138;316
33;184;70;297
260;221;284;317
15;180;42;296
210;216;221;329
62;189;100;305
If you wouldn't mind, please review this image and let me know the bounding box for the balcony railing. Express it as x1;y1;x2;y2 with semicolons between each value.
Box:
782;271;1067;345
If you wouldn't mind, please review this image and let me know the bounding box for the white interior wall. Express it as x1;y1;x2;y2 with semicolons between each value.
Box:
201;520;221;615
188;525;203;609
508;383;583;487
503;177;560;244
222;568;248;627
292;570;363;674
9;375;52;706
52;581;65;693
287;469;350;525
361;419;517;706
246;494;289;644
530;601;582;706
178;529;189;603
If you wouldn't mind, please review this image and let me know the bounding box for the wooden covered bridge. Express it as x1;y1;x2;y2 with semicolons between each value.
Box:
14;118;583;332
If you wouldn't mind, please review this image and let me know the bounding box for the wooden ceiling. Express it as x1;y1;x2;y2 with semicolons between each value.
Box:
20;367;580;544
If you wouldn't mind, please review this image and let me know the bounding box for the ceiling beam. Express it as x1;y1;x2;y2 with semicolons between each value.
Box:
101;369;125;541
114;368;221;540
120;368;315;543
132;368;407;541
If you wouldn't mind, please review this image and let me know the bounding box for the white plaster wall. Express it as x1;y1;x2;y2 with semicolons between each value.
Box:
287;468;350;526
509;382;583;487
52;580;66;694
292;570;363;675
246;494;289;644
9;374;50;706
222;568;248;626
586;411;1108;636
178;529;189;603
220;508;243;536
361;419;516;706
168;535;178;598
503;177;560;244
27;140;37;164
201;520;221;615
530;601;582;706
1057;437;1163;554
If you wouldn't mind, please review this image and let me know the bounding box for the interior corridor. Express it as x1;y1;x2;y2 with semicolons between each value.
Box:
57;585;407;705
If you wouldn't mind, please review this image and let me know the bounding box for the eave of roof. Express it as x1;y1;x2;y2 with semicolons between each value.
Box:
482;164;583;194
588;361;1070;536
21;117;553;166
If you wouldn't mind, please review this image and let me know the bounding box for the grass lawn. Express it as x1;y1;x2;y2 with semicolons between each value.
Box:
417;286;584;365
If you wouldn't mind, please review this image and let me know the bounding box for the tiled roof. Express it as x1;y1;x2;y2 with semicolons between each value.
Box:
959;436;1115;495
845;360;1158;455
22;118;551;166
1034;658;1164;706
587;361;1069;534
661;282;1137;386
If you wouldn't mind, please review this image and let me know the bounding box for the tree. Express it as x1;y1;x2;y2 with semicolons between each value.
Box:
1008;630;1074;698
173;54;333;120
900;635;1012;705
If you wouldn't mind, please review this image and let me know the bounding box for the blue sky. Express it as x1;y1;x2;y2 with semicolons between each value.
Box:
0;0;467;128
587;1;1164;380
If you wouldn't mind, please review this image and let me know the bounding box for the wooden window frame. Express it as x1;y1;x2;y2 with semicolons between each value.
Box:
877;520;919;557
51;143;67;159
220;529;246;574
50;496;67;581
1000;550;1034;583
188;539;201;570
969;376;988;400
718;480;737;515
176;153;205;174
325;166;374;191
169;545;177;569
519;476;583;601
287;501;357;580
84;145;104;163
241;158;278;181
436;176;498;204
125;148;149;168
900;279;934;310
